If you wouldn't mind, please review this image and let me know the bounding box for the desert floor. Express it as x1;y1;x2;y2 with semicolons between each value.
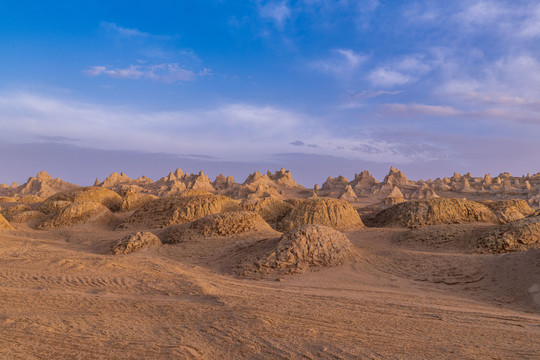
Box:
0;221;539;359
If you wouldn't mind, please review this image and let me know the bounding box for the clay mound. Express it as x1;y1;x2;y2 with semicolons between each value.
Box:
110;232;162;255
479;200;534;224
10;210;46;223
0;196;17;203
119;188;158;211
362;198;497;228
38;200;72;215
42;187;122;212
162;211;273;244
121;194;239;229
0;213;14;230
244;224;354;275
478;215;540;253
240;196;293;224
280;197;364;231
37;201;113;229
1;204;32;220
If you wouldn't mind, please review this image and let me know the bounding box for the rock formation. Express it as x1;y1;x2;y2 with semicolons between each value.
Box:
280;197;364;231
162;211;273;243
244;224;354;275
121;194;239;229
479;215;540;253
38;201;113;229
362;198;497;228
110;232;162;255
338;185;358;202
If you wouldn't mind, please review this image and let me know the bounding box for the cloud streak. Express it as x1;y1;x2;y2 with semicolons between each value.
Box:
84;63;206;82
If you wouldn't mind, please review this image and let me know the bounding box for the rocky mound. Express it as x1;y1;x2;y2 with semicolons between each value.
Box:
162;211;273;244
10;210;46;223
240;196;293;225
121;194;239;229
38;200;72;215
478;215;540;253
242;225;354;275
363;198;497;228
119;188;158;211
110;232;162;254
42;187;122;212
16;195;44;204
280;197;364;231
37;201;113;229
0;213;14;230
479;200;533;224
397;224;490;252
1;204;32;220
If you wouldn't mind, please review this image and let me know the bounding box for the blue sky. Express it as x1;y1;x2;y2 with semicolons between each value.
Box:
1;1;540;185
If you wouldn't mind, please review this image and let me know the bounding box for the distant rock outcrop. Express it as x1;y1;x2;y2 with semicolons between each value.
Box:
338;185;358;202
2;171;79;198
379;186;405;209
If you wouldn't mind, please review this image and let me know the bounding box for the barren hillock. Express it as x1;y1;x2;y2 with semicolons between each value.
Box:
37;201;113;229
479;215;540;253
240;196;293;225
0;213;13;230
119;188;158;212
479;200;533;224
1;204;32;220
110;232;162;255
241;224;354;275
10;210;46;223
162;211;273;244
42;187;122;212
280;197;364;231
363;198;497;228
121;194;239;229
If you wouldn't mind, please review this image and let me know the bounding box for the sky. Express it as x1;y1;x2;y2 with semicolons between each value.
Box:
1;0;540;186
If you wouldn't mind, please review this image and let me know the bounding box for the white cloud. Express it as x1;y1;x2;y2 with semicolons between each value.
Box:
382;103;462;117
259;1;291;30
311;49;368;76
84;63;199;82
456;1;507;25
0;92;449;164
368;68;413;87
100;22;150;38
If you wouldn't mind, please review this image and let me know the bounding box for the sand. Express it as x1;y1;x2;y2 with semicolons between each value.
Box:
0;169;539;359
0;217;537;359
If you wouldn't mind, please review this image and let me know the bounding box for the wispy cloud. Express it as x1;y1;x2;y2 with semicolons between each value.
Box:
258;1;291;30
368;68;413;87
381;103;462;117
84;63;205;82
101;22;147;37
311;49;368;76
0;92;451;164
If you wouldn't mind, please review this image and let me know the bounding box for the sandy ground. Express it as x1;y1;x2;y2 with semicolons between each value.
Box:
0;221;539;359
